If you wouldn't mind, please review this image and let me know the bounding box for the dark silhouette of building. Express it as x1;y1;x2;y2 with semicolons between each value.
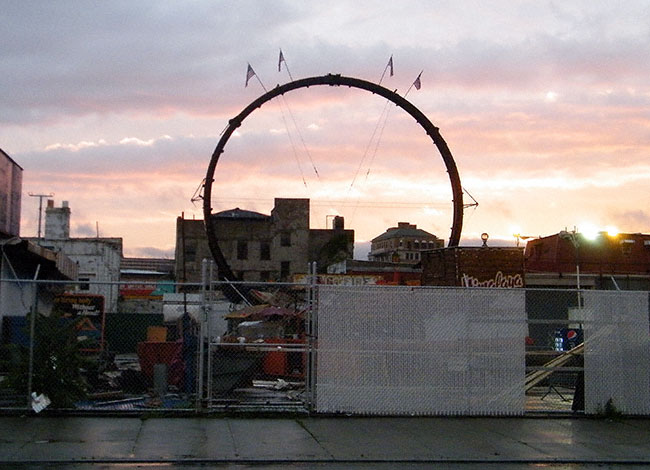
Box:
175;198;354;286
524;231;650;290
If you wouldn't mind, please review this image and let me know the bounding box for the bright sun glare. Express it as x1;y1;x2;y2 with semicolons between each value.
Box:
579;223;600;240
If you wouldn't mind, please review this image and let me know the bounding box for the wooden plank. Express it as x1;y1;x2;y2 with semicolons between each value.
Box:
525;343;584;391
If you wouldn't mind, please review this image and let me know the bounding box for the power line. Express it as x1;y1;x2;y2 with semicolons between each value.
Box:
277;96;308;187
211;197;449;209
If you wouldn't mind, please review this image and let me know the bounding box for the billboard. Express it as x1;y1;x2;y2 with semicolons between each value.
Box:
52;294;105;352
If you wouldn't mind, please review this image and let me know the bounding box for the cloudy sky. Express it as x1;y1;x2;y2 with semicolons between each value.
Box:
2;1;649;258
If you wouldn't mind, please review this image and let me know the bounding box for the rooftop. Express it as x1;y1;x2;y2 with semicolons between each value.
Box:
121;257;174;274
372;222;438;243
213;208;269;220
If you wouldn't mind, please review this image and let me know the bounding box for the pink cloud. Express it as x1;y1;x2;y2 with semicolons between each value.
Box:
6;2;650;257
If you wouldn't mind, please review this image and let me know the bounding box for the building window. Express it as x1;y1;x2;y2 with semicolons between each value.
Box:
79;277;90;291
280;261;290;280
281;232;291;247
621;239;635;255
260;241;271;260
260;271;271;282
237;240;248;260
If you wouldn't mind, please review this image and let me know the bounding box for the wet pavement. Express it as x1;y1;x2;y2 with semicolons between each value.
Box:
1;415;649;468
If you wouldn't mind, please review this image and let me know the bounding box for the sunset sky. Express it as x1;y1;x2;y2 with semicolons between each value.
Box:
2;2;650;258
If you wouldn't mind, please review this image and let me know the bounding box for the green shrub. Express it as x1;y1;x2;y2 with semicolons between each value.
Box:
0;312;92;408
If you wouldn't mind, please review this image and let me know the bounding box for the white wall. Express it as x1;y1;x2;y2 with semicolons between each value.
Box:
40;238;122;312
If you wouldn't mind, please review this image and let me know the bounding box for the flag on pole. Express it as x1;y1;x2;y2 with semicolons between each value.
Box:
413;71;422;90
387;55;394;77
278;50;286;72
245;63;256;87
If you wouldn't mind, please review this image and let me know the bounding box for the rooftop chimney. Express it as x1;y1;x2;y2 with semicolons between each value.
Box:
44;200;71;240
333;216;345;230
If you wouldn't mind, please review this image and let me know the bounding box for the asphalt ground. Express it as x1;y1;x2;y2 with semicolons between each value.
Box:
1;416;650;468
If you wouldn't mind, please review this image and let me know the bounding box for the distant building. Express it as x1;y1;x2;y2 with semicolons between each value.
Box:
0;151;76;341
28;200;123;312
121;257;175;274
524;231;650;290
119;257;175;313
175;198;354;287
327;259;423;285
369;222;443;263
0;148;22;238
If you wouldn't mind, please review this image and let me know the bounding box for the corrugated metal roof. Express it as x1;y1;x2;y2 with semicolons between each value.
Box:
121;257;174;273
120;269;167;275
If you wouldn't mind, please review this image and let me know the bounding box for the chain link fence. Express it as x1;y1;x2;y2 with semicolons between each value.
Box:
0;271;316;413
1;272;648;416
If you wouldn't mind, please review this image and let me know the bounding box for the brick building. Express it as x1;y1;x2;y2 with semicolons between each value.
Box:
524;231;650;290
175;198;354;286
421;246;525;287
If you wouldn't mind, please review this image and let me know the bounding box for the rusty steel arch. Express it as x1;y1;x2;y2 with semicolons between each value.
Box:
203;73;463;282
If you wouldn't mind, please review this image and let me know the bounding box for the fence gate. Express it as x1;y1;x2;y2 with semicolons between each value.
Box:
201;263;314;412
314;285;527;415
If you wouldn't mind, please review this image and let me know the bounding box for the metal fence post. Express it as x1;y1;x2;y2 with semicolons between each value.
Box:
197;259;207;411
308;261;318;411
206;260;214;402
26;265;41;410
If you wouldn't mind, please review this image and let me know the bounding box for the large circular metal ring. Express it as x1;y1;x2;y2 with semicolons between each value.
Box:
204;74;463;281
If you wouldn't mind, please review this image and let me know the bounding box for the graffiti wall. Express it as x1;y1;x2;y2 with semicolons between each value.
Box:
421;247;525;288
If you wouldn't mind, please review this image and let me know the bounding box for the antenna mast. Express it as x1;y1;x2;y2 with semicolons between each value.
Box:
28;192;54;239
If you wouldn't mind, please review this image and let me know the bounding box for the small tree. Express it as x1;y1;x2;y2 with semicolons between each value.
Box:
1;311;91;408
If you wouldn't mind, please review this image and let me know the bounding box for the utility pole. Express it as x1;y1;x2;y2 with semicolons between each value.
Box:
28;192;54;239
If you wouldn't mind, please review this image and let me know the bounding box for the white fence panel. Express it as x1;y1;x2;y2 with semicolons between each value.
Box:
315;286;527;415
583;291;650;415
